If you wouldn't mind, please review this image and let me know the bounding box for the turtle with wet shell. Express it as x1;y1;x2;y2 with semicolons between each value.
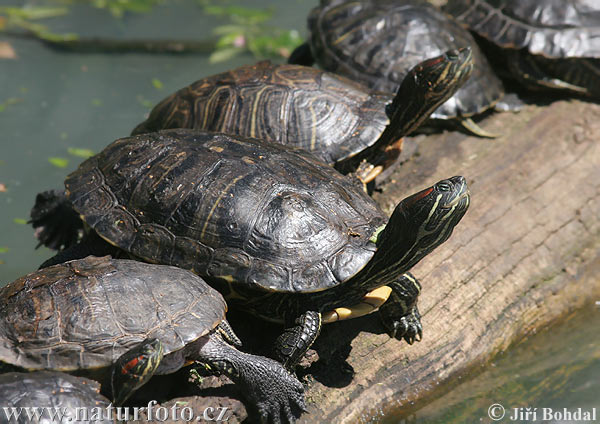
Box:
0;371;114;424
288;0;520;137
0;256;305;423
445;0;600;98
131;48;473;183
32;129;470;370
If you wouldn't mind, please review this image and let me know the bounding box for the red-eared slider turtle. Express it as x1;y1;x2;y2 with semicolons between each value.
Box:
445;0;600;97
288;0;512;137
0;256;305;423
34;129;470;370
132;48;472;183
0;372;114;424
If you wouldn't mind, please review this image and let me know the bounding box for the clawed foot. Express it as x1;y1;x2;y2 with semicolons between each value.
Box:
380;305;423;344
246;357;306;424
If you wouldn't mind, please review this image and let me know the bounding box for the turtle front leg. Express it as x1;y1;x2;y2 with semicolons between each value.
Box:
274;311;321;371
378;272;423;344
195;333;306;424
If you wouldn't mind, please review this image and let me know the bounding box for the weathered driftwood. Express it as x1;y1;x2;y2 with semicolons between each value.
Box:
298;98;600;423
133;99;600;423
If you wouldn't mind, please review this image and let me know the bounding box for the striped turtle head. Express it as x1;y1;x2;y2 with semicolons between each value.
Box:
404;47;473;107
369;176;470;280
111;338;164;406
385;48;473;138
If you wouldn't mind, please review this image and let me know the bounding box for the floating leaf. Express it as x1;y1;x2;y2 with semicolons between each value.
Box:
0;97;22;112
136;95;154;108
151;78;163;90
67;147;94;158
13;218;27;225
48;157;69;168
0;247;8;254
91;98;102;106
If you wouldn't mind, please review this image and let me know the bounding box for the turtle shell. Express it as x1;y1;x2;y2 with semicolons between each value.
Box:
0;371;113;423
305;0;504;121
132;61;391;165
445;0;600;97
445;0;600;58
65;129;386;294
0;256;225;371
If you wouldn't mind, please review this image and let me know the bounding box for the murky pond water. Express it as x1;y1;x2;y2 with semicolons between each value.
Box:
381;306;600;424
0;1;598;422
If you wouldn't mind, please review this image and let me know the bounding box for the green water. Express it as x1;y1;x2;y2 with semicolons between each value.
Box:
0;2;598;423
381;307;600;424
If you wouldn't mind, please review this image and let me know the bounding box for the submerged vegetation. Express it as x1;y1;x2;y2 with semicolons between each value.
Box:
0;0;303;61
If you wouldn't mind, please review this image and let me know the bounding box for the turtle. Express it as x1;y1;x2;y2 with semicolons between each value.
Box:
0;371;114;424
444;0;600;98
288;0;518;138
0;256;305;423
131;48;473;183
33;129;470;370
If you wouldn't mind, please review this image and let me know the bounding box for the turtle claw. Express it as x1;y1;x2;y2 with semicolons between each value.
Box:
251;361;306;424
381;305;423;344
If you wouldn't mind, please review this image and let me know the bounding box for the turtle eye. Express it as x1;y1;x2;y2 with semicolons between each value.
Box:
437;182;451;192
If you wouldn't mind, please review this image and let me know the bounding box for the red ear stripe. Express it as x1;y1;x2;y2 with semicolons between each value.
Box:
422;56;445;66
403;187;434;209
121;355;144;375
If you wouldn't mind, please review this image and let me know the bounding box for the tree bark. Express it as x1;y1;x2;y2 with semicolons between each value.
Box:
133;99;600;423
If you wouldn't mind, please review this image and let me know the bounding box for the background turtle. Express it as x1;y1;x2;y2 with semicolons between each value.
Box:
34;129;470;371
445;0;600;98
289;0;512;137
0;371;114;424
132;48;472;183
0;256;305;423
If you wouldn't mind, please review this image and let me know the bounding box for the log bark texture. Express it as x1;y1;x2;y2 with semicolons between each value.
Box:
298;99;600;423
133;99;600;424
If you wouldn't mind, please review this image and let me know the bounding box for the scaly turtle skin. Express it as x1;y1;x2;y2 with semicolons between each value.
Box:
36;129;470;370
0;372;113;424
289;0;508;137
132;49;472;183
445;0;600;97
0;256;305;424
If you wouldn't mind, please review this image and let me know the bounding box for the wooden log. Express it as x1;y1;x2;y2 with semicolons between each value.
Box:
298;99;600;422
132;99;600;423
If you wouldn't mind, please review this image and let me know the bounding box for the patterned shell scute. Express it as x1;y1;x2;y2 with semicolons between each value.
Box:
445;0;600;58
0;256;226;371
65;129;386;293
309;0;504;119
131;61;391;164
0;371;112;422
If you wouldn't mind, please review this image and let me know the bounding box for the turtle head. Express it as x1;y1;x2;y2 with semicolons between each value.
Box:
111;338;164;406
403;48;473;106
367;176;470;281
384;48;473;138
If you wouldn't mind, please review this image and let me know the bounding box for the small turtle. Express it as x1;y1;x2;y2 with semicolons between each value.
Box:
445;0;600;97
34;129;470;370
0;256;305;423
132;48;472;183
289;0;513;137
0;371;113;424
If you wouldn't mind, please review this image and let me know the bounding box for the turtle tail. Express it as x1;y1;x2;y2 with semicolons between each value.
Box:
30;189;84;251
